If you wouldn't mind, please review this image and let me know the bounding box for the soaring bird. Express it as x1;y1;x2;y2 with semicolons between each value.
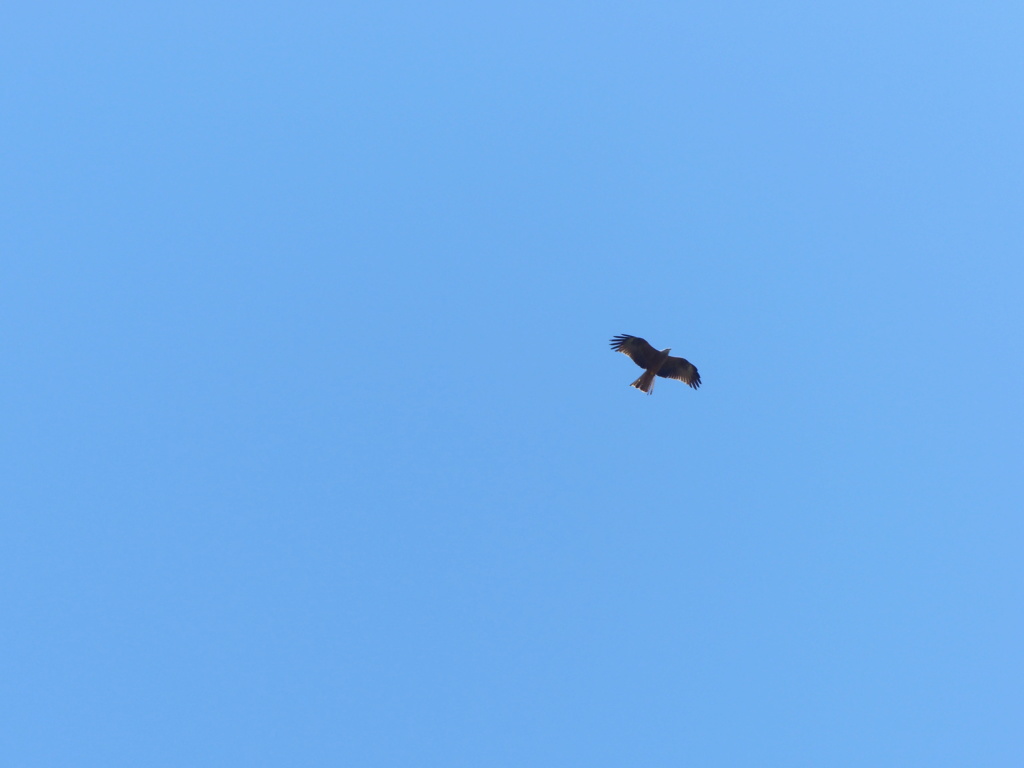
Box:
610;334;701;394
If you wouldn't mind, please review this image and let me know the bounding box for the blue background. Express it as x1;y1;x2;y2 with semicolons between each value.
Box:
4;2;1022;765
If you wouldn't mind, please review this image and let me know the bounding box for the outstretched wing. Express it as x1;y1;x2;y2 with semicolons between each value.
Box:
657;355;701;389
610;334;661;370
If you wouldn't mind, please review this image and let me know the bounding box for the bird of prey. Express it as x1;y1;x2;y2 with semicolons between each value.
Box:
610;334;701;394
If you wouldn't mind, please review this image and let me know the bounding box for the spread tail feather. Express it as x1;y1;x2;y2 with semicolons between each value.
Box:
631;370;657;394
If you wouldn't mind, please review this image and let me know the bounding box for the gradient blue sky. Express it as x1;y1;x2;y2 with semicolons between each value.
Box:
4;2;1023;765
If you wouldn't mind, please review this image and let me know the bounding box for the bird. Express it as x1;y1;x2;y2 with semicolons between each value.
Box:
610;334;701;394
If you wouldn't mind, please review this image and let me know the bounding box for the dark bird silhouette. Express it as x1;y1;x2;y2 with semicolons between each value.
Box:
610;334;701;394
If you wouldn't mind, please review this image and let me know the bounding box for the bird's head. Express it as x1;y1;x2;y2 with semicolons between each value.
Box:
661;348;671;354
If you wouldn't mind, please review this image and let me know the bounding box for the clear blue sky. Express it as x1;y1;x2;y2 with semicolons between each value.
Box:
4;2;1022;765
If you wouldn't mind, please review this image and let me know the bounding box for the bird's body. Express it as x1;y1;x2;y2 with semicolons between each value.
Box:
610;334;701;394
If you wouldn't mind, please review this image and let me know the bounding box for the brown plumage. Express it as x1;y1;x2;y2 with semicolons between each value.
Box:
610;334;701;394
